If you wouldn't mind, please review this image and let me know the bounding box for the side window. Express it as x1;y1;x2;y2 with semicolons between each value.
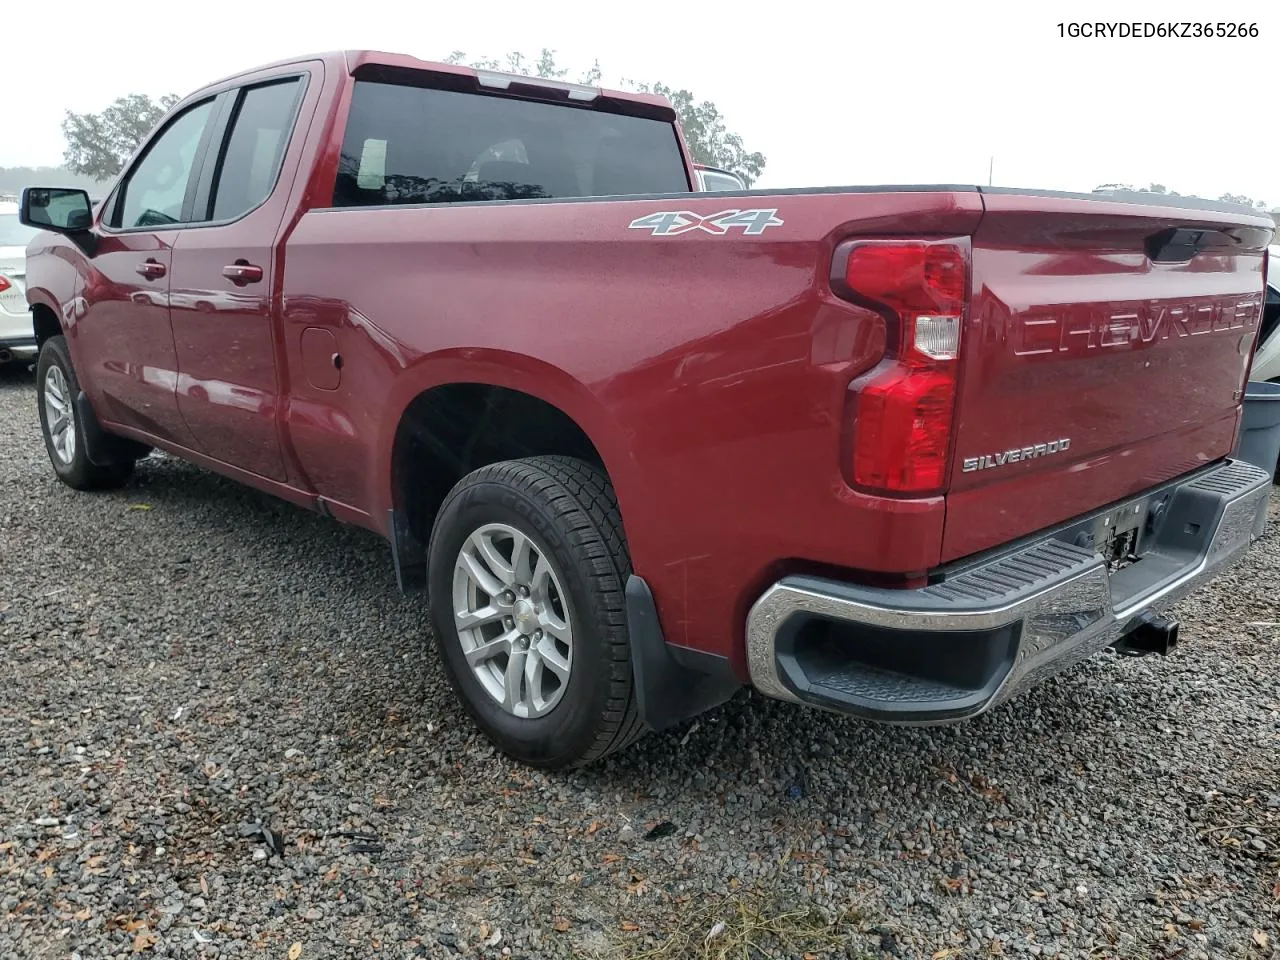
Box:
115;100;215;229
209;78;303;221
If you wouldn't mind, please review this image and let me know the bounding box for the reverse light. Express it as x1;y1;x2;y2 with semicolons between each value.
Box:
834;239;969;494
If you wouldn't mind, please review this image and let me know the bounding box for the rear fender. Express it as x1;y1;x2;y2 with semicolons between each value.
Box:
376;347;648;558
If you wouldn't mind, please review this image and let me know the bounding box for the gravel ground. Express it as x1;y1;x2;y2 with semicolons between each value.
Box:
1;361;1279;960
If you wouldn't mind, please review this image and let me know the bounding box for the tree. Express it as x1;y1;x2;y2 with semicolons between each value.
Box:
626;81;766;187
1217;192;1268;209
62;93;179;181
444;49;766;187
1094;183;1275;208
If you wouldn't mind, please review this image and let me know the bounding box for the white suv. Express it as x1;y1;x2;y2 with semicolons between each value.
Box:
0;199;39;365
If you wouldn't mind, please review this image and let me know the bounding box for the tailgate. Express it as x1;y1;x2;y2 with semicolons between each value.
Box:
942;191;1272;561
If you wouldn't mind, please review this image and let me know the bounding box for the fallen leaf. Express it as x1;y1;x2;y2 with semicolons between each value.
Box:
587;820;603;836
1187;919;1204;931
200;875;209;897
128;504;153;512
132;929;158;952
620;921;640;932
479;923;489;940
932;949;961;959
43;866;54;879
553;918;572;933
1254;930;1269;949
288;943;302;960
603;853;623;864
75;908;92;921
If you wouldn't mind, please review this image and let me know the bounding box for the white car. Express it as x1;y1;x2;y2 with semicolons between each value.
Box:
0;199;39;364
1250;245;1280;382
694;164;745;192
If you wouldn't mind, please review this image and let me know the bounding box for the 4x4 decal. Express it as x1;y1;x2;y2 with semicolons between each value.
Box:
628;208;783;237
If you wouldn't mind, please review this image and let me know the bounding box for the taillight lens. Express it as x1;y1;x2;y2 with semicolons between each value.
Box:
835;239;968;495
0;275;11;294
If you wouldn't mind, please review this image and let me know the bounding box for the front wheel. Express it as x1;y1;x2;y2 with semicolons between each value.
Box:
36;335;133;490
427;456;645;769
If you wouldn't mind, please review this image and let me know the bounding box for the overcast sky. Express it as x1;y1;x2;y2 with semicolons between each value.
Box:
5;0;1276;203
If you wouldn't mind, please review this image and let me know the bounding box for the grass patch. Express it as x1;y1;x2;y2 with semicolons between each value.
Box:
619;888;871;960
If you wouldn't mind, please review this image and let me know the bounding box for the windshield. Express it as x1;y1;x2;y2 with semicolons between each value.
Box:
0;213;40;247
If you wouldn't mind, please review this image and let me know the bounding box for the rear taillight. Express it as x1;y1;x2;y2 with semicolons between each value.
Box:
833;239;968;495
0;275;10;293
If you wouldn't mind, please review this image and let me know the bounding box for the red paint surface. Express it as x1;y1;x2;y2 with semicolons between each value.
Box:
22;51;1275;674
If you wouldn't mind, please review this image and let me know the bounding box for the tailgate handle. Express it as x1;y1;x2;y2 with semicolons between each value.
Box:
1145;227;1226;263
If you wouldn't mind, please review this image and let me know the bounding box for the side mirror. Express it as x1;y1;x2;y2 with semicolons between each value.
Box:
20;187;94;233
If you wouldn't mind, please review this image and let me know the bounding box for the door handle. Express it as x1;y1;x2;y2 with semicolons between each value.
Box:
136;259;166;280
222;262;263;285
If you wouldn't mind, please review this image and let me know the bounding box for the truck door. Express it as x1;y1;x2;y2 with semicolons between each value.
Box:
168;72;312;481
75;98;219;447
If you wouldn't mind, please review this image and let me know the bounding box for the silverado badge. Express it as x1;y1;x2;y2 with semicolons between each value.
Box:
962;438;1072;473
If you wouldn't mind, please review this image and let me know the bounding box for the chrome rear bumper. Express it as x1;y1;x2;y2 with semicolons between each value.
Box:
746;460;1272;723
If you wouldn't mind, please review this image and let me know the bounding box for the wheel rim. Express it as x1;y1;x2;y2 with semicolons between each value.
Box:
452;522;574;719
43;365;76;465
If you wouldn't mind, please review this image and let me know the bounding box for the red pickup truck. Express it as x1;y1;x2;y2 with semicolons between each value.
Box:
20;51;1275;769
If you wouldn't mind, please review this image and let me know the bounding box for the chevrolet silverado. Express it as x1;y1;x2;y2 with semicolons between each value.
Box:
19;50;1275;768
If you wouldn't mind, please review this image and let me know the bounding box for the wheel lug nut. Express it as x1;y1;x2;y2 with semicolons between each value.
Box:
518;586;529;597
503;591;514;603
534;629;542;640
504;617;514;628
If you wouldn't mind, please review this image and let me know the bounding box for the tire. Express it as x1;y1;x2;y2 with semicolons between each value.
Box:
427;456;645;769
36;335;134;490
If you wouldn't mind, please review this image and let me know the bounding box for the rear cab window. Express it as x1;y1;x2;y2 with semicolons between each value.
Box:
332;79;690;207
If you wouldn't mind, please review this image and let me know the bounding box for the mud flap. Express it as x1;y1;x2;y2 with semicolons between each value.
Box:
625;575;741;732
74;391;150;466
389;508;428;594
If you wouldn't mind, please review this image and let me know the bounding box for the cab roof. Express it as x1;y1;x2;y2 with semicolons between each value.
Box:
197;50;675;120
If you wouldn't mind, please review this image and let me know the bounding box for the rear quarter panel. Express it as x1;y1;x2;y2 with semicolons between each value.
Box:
281;189;983;665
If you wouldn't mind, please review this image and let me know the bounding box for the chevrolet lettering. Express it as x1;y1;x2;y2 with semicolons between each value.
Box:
1015;296;1262;357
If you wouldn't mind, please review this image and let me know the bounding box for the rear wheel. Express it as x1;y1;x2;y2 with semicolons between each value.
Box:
36;335;134;490
427;456;645;768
